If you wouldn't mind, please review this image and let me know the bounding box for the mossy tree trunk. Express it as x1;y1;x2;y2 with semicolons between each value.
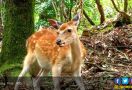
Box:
0;0;3;40
0;0;34;64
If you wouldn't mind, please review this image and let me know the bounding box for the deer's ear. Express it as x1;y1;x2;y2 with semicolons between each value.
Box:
48;19;62;29
72;12;81;26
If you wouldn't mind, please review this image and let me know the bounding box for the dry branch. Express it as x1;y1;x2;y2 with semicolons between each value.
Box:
83;9;95;25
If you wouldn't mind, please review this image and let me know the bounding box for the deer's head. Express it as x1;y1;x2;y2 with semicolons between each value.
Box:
48;13;81;47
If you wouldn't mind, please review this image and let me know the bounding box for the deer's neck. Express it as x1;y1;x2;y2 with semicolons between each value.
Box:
70;36;81;61
70;35;82;71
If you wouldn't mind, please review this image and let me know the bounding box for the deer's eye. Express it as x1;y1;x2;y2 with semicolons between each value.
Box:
67;29;72;32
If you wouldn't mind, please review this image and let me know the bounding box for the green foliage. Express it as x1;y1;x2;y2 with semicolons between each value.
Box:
35;0;56;29
64;0;74;9
34;0;132;33
34;0;77;29
83;0;100;24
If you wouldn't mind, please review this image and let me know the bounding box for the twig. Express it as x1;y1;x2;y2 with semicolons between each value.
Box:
84;61;115;72
114;48;129;60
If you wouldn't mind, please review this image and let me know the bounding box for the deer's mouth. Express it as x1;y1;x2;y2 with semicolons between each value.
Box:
58;42;65;47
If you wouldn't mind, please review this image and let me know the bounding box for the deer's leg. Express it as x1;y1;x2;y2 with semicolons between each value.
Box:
52;64;62;90
33;68;49;90
14;53;35;90
33;69;43;90
73;67;85;90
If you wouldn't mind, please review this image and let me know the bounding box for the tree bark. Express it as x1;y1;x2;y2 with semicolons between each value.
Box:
60;0;64;22
83;9;95;25
0;0;34;64
0;3;3;41
124;0;128;12
95;0;105;24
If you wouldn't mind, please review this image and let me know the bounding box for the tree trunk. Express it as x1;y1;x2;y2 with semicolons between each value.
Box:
111;0;120;12
95;0;105;24
60;0;64;22
124;0;128;12
0;0;34;64
0;0;3;40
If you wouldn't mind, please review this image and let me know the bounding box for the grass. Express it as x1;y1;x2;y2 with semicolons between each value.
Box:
0;62;21;76
0;62;30;77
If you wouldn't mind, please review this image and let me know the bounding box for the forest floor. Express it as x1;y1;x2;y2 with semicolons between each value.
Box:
0;24;132;90
80;24;132;90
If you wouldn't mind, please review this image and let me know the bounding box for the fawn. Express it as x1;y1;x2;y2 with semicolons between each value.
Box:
15;12;86;90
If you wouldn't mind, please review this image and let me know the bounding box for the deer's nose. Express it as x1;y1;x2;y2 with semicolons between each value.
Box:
56;39;62;45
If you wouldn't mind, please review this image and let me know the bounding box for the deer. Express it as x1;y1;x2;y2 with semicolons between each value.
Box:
14;12;86;90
